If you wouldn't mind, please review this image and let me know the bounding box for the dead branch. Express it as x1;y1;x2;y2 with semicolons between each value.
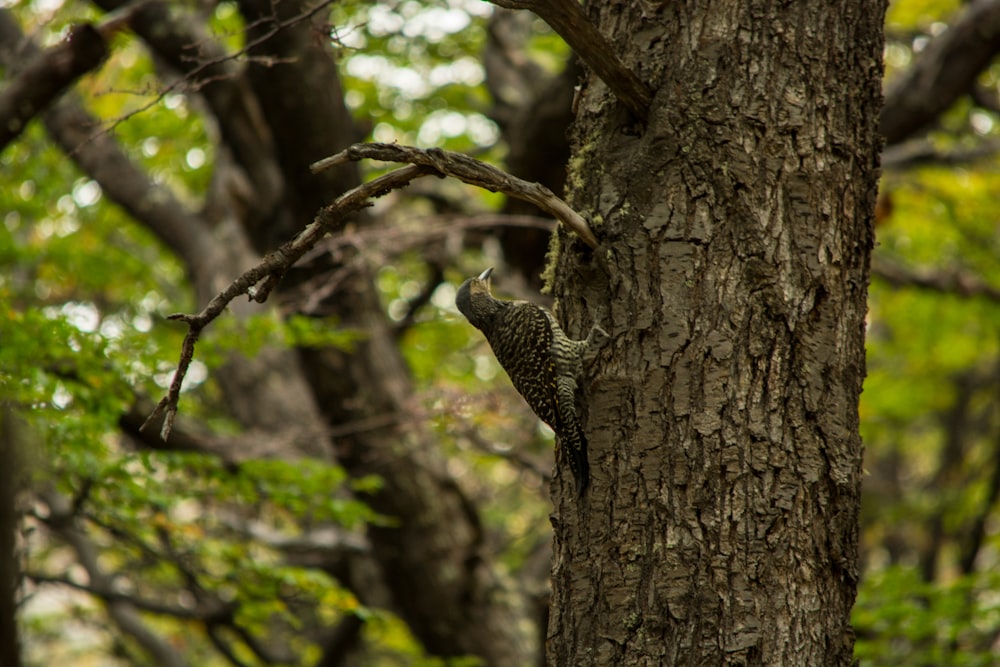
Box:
90;0;338;142
142;164;435;441
26;572;234;621
93;0;284;215
311;143;599;248
288;212;557;316
392;261;445;339
487;0;651;121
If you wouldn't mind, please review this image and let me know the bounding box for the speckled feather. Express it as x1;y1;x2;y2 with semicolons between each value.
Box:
456;270;593;495
483;300;561;428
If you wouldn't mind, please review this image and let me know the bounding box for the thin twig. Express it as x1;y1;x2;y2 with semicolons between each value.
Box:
881;138;1000;169
287;212;556;316
312;143;599;248
392;262;445;339
148;145;589;440
96;0;339;139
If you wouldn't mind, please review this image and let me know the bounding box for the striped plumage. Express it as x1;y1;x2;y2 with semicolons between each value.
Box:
456;268;604;496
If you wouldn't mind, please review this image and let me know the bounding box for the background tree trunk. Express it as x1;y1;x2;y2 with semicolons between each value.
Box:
0;3;536;664
548;2;885;664
0;408;22;667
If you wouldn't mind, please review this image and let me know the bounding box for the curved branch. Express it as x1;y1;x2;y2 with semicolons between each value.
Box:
143;164;435;440
0;8;137;151
311;143;599;248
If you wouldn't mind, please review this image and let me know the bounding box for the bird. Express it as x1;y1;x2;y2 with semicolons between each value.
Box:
455;267;607;496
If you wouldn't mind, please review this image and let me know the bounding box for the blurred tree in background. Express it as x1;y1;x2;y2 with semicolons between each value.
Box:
855;1;1000;664
0;0;997;665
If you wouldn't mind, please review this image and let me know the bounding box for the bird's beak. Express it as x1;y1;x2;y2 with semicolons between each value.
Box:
478;267;494;281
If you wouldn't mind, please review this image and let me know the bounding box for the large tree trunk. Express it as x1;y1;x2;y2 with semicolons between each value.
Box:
548;2;884;665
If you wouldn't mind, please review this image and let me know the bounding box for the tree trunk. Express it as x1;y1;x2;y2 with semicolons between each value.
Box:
548;2;884;665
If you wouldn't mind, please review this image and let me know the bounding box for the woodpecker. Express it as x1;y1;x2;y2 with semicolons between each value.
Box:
455;267;607;496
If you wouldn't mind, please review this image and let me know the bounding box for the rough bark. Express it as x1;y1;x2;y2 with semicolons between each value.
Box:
547;2;884;665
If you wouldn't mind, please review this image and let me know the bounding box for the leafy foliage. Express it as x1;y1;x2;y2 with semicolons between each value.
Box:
3;1;543;664
3;0;1000;664
855;567;1000;667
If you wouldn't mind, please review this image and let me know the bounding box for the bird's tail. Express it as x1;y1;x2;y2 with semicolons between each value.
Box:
564;429;589;497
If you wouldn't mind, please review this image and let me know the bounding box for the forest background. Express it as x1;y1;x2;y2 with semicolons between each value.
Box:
1;0;999;665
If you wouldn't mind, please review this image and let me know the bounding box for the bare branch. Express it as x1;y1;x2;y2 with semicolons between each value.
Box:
881;0;1000;145
312;143;599;248
142;164;435;440
464;428;552;486
93;0;284;215
872;256;1000;301
287;213;557;316
392;262;445;339
82;0;337;143
487;0;651;121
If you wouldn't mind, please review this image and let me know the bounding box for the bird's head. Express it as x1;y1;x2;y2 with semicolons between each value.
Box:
456;267;499;328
